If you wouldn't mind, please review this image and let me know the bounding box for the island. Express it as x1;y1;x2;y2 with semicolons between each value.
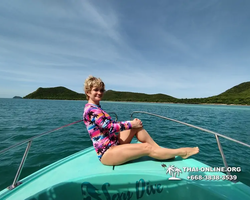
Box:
13;96;23;99
23;82;250;105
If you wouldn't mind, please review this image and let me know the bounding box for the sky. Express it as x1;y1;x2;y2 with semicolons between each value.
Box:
0;0;250;99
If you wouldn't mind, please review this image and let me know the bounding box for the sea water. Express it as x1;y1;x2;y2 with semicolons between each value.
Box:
0;98;250;190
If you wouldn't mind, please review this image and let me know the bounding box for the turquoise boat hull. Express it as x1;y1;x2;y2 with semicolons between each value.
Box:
1;146;250;200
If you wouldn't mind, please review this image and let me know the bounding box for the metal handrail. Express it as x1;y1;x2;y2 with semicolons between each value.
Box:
131;111;250;176
0;119;83;190
2;111;249;190
109;112;118;121
0;120;84;155
1;113;119;190
8;141;32;190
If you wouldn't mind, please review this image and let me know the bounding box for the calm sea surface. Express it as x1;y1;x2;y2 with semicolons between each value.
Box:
0;98;250;190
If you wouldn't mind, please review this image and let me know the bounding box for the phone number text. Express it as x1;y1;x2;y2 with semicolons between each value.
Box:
187;175;237;181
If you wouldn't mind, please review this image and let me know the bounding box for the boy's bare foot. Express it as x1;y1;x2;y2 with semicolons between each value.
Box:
181;147;199;159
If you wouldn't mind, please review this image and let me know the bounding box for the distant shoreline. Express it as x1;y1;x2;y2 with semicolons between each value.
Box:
2;98;249;106
22;83;250;106
97;100;250;107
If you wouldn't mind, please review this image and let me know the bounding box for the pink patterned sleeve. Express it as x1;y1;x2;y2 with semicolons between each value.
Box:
92;108;132;133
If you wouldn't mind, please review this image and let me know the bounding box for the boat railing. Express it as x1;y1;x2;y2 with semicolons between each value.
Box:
131;111;250;177
0;120;83;190
1;110;249;190
0;113;118;190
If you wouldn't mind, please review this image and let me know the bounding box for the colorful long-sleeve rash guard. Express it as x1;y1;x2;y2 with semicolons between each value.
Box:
83;103;132;160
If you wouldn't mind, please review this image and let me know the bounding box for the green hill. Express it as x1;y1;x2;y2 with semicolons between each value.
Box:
13;96;22;99
217;81;250;98
23;87;176;102
23;82;250;105
102;90;176;102
23;87;85;100
205;82;250;105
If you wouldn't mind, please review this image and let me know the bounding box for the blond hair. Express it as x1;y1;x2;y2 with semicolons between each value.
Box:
84;75;105;100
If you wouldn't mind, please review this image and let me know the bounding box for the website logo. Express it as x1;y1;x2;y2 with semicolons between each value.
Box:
162;164;182;180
